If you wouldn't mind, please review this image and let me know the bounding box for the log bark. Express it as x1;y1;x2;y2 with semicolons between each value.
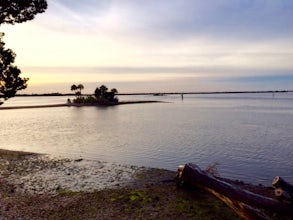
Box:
275;188;292;202
272;176;293;201
204;186;270;220
180;163;293;218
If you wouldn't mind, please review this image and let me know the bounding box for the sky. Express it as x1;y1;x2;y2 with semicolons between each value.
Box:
1;0;293;93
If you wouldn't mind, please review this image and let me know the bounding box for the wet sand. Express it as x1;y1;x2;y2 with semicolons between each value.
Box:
0;151;143;195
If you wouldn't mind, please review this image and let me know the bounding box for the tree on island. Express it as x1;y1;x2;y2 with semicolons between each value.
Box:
70;84;118;105
70;84;84;98
111;88;118;94
99;85;108;95
71;84;78;94
77;84;84;96
94;85;118;104
0;0;48;105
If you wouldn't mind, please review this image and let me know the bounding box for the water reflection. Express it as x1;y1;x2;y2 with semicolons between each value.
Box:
1;93;293;185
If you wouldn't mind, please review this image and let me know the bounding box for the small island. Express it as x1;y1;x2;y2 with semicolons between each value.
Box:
68;84;162;107
69;84;119;106
0;84;162;110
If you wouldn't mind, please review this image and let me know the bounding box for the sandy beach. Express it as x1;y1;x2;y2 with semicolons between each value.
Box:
0;149;290;219
0;149;237;219
3;155;143;195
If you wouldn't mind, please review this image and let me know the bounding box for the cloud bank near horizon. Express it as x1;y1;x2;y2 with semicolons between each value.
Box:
1;0;293;92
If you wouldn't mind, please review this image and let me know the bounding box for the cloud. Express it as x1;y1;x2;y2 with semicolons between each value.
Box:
39;0;293;42
2;0;293;93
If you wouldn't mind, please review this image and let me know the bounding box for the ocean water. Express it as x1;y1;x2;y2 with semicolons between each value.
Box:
1;92;293;185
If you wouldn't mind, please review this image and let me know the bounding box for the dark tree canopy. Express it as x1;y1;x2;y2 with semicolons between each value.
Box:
94;85;118;104
0;0;47;25
0;34;28;104
0;0;47;104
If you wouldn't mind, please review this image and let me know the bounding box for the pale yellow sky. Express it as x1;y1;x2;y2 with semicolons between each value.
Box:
1;0;293;93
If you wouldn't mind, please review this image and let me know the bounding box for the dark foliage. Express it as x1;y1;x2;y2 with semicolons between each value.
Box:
0;0;47;104
0;34;28;104
94;85;118;104
0;0;47;25
71;85;118;105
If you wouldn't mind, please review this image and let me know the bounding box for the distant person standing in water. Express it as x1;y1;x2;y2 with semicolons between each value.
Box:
181;93;184;100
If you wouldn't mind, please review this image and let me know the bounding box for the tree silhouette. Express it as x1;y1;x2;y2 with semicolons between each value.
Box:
99;85;108;96
94;87;101;99
0;0;47;104
0;34;28;105
94;85;118;104
111;88;118;94
77;84;84;95
71;84;77;94
0;0;47;25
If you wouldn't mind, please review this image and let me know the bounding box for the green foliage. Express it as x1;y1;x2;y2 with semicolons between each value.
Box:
0;0;47;25
0;34;28;105
129;190;145;202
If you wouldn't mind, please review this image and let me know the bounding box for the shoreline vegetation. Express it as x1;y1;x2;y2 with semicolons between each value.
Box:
0;149;290;219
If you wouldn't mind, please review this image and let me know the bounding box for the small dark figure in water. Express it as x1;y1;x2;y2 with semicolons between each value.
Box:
181;93;184;100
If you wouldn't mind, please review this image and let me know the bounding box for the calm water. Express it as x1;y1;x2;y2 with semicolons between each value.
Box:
1;93;293;185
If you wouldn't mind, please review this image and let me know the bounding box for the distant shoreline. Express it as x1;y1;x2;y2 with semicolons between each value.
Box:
15;90;293;97
119;90;293;96
0;100;163;110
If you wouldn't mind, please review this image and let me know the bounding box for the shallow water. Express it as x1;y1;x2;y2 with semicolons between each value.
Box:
1;93;293;185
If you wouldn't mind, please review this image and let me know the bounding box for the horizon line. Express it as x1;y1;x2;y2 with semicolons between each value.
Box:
16;90;293;97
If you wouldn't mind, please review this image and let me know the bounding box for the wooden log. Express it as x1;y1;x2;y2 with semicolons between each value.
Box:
180;163;293;217
275;188;293;202
175;165;185;186
272;176;293;201
204;186;270;220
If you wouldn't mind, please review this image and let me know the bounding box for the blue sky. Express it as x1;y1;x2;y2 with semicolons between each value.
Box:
1;0;293;93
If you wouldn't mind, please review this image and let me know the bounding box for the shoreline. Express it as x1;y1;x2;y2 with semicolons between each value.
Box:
1;149;289;219
0;149;279;194
0;149;173;195
0;100;163;110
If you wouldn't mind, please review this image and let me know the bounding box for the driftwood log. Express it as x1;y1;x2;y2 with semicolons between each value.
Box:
177;163;293;220
272;176;293;202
